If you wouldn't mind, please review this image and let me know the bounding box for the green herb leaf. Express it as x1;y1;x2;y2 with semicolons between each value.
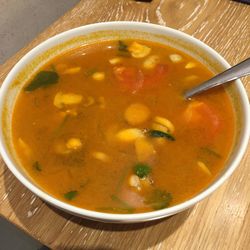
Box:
24;71;59;91
33;161;42;171
144;189;172;210
134;163;151;178
200;147;221;158
118;40;128;52
148;130;175;141
64;190;78;200
52;114;69;137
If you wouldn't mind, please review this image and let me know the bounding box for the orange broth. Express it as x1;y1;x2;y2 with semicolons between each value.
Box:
12;40;235;213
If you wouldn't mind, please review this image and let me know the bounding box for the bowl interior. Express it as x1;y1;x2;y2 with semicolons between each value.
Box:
0;23;249;222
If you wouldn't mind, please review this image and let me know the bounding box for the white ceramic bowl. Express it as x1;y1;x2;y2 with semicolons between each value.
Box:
0;22;249;223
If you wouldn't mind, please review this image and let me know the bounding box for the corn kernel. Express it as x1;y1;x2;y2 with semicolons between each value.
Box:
169;54;183;63
66;138;82;150
109;57;123;65
185;62;196;69
128;42;151;58
62;67;81;74
143;55;160;69
197;161;212;176
116;128;144;142
54;92;83;109
92;151;110;162
92;72;105;81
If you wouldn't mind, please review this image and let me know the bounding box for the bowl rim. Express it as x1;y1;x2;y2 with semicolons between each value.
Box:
0;21;249;223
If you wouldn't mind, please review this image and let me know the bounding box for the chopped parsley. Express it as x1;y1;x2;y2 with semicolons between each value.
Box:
24;71;59;91
64;190;78;200
134;163;151;178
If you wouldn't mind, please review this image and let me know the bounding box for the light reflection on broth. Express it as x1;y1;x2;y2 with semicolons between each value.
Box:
12;40;235;213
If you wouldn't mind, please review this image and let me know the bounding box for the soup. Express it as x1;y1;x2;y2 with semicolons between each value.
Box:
12;40;235;213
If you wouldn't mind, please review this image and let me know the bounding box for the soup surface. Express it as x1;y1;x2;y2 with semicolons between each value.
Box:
12;40;235;213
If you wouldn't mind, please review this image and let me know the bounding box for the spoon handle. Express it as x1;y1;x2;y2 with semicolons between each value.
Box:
184;57;250;99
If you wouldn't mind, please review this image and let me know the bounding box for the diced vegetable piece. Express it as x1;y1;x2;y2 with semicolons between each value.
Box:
113;66;144;93
197;161;212;176
120;189;144;208
116;128;144;142
64;190;78;200
143;55;160;69
153;116;175;133
92;72;105;81
144;189;172;210
66;138;82;150
92;151;110;162
148;130;175;141
183;101;221;141
54;92;83;109
124;103;150;126
83;96;95;107
135;138;156;163
169;54;183;63
109;57;123;65
143;64;168;88
134;163;151;178
62;67;81;75
128;42;151;58
128;175;141;190
184;101;202;123
118;40;128;52
33;161;42;171
18;138;32;157
24;71;59;91
151;123;169;134
185;62;196;69
98;96;106;109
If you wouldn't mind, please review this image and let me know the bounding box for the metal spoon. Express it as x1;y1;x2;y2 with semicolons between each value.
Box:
184;57;250;99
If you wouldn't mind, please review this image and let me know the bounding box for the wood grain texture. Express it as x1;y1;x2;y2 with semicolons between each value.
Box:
0;0;249;249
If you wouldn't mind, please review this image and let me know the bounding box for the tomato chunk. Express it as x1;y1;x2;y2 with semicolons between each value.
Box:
184;101;221;142
113;64;168;93
113;66;144;93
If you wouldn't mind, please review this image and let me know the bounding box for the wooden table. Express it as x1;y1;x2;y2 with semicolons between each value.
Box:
0;1;249;249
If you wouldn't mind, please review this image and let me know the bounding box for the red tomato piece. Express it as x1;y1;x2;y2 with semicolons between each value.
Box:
113;64;168;93
144;64;168;87
113;66;144;93
184;101;221;142
120;188;145;208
